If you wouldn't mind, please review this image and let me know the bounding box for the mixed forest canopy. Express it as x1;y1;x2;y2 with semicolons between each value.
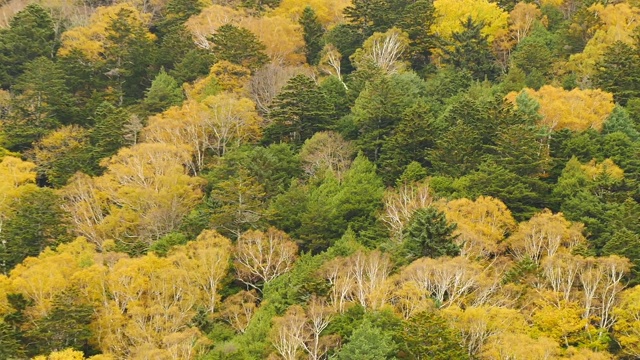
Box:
0;0;639;358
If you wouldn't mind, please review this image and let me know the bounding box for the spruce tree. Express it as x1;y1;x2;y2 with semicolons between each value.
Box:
264;75;334;145
400;311;469;360
89;102;129;170
300;6;324;65
603;105;640;141
142;69;184;114
337;320;397;360
0;4;56;88
210;24;268;71
442;17;498;81
402;207;459;261
594;41;640;105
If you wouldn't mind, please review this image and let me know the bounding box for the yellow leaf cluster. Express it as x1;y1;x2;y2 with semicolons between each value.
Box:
432;0;509;43
441;196;516;259
614;286;640;357
186;5;305;65
62;144;204;249
143;93;261;173
581;158;625;181
58;3;155;62
3;232;231;359
270;0;350;27
507;86;615;131
32;348;113;360
506;209;585;264
568;3;640;77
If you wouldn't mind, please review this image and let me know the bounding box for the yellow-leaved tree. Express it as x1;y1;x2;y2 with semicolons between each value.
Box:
613;285;640;358
506;86;615;131
143;94;261;174
0;156;37;246
186;5;305;65
58;4;155;62
431;0;509;43
270;0;350;27
506;209;586;264
62;143;203;250
440;196;516;260
568;3;640;79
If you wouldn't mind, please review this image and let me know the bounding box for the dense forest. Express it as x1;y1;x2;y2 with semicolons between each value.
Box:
0;0;639;358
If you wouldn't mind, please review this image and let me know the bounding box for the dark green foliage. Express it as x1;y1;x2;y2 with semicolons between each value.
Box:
343;0;393;37
264;75;334;145
57;49;108;119
149;232;189;256
142;69;184;114
398;311;469;360
378;101;439;184
396;0;437;72
39;132;93;188
241;144;302;198
211;144;302;200
511;36;554;89
89;102;130;169
0;186;70;273
442;17;498;81
501;66;527;93
156;24;201;72
0;294;29;359
490;124;547;177
158;0;202;33
210;24;268;70
460;161;545;221
594;41;640;106
320;76;352;118
603;106;640;141
3;57;73;151
602;228;640;285
423;67;473;113
300;6;325;65
429;120;483;177
241;0;281;11
396;162;428;185
170;48;216;84
269;179;310;235
0;4;57;88
337;319;398;360
351;73;425;161
0;320;23;359
25;288;95;357
297;174;344;252
324;24;364;74
601;133;640;180
334;154;385;237
402;207;459;262
103;6;156;103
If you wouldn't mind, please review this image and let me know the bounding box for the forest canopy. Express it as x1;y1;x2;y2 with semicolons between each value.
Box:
0;0;639;358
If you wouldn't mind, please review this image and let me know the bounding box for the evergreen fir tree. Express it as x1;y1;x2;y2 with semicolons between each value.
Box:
0;4;56;88
337;320;397;360
209;24;268;71
442;17;498;81
402;207;459;261
300;6;324;65
603;105;640;141
264;75;334;145
142;69;184;114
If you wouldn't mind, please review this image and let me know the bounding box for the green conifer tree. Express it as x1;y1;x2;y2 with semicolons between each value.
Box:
0;4;56;88
142;69;184;114
210;24;268;70
402;207;459;261
300;6;325;65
